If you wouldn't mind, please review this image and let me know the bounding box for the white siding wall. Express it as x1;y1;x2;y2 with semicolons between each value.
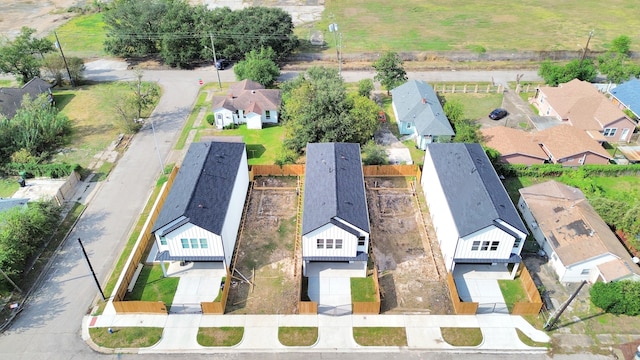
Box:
219;149;249;268
562;254;620;283
246;113;262;129
263;110;278;124
213;108;235;128
158;223;223;258
421;151;460;271
302;223;359;258
457;226;516;260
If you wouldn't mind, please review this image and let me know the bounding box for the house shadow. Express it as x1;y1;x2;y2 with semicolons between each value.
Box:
53;93;75;111
379;273;398;312
246;144;266;160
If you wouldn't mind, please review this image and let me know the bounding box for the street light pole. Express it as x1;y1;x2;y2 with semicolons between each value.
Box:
150;119;165;175
209;33;222;90
78;238;106;301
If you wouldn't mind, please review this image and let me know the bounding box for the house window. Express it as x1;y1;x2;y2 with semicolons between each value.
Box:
481;241;490;251
316;239;324;249
603;128;617;137
160;236;167;246
471;241;480;251
407;122;412;129
514;238;521;248
326;239;334;249
265;110;271;119
181;238;189;249
358;236;366;246
490;241;499;251
581;269;590;275
199;239;208;249
190;238;199;249
336;239;343;249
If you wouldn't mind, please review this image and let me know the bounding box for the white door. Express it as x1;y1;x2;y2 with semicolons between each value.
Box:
620;128;630;141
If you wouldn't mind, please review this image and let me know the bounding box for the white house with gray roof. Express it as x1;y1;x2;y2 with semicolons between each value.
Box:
421;143;528;278
152;141;249;276
391;80;455;150
301;143;370;277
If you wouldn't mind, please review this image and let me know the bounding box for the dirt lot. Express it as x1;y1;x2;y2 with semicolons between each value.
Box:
366;177;452;314
524;255;640;356
0;1;79;37
226;176;300;314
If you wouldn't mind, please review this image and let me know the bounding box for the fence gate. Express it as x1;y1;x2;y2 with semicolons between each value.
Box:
477;302;509;314
169;303;203;314
318;303;352;316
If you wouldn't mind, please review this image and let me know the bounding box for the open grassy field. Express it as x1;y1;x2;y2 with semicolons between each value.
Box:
321;0;640;53
52;12;107;58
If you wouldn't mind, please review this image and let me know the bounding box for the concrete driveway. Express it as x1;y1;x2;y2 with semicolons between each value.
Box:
453;264;511;313
166;262;226;314
306;262;364;315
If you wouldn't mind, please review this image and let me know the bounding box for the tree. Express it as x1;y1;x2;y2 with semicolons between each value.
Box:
538;59;597;86
452;119;481;143
110;70;160;133
281;67;378;154
67;57;86;85
103;0;166;57
373;51;407;95
0;94;71;160
233;47;280;87
361;141;388;165
0;27;54;84
357;78;374;98
159;1;210;68
41;54;85;86
591;281;640;316
443;99;464;124
610;35;632;56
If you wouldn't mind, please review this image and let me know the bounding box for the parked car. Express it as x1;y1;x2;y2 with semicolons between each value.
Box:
489;108;508;120
215;59;231;70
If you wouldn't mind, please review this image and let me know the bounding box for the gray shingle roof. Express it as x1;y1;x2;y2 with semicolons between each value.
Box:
302;143;370;236
391;80;455;136
0;77;52;119
0;198;29;213
425;143;527;237
152;141;246;235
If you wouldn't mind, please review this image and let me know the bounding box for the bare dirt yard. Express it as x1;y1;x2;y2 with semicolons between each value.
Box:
226;176;301;314
366;177;453;314
0;1;80;37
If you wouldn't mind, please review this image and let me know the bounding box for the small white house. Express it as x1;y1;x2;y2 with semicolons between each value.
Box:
518;181;640;283
301;143;370;277
211;80;281;130
421;143;528;278
152;141;249;276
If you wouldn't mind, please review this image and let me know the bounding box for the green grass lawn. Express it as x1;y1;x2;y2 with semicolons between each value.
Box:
498;278;529;312
197;123;286;165
197;327;244;346
0;177;20;197
124;264;179;307
321;0;640;53
442;93;503;120
90;327;162;348
440;327;483;346
353;327;407;346
278;327;318;346
50;13;107;58
351;277;377;302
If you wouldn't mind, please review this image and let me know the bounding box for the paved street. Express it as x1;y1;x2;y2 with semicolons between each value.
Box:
0;62;599;360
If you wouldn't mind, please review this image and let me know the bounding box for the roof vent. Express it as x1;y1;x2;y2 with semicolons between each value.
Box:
251;90;256;94
421;97;427;104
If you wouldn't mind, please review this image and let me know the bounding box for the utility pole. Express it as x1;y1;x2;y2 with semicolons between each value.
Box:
54;31;75;87
78;238;106;301
579;30;595;68
544;280;587;330
329;23;341;76
209;33;222;90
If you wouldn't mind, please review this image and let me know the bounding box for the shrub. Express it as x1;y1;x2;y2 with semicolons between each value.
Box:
591;281;640;316
362;141;388;165
2;162;80;178
205;114;215;126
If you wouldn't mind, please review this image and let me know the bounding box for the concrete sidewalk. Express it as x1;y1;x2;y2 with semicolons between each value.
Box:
83;312;550;354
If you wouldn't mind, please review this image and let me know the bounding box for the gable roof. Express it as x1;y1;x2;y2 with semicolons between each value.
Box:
609;78;640;118
425;143;527;237
302;143;370;236
538;79;633;130
519;181;640;277
481;126;548;161
0;77;52;119
534;125;611;161
212;79;281;115
391;80;455;137
152;141;246;235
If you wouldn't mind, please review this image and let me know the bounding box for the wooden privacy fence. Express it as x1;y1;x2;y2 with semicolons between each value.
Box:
447;273;478;314
111;166;179;313
298;301;318;314
250;164;305;179
363;164;422;183
201;269;231;314
352;266;381;314
512;265;543;315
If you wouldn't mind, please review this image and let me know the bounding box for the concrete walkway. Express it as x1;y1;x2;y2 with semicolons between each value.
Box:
84;312;550;354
